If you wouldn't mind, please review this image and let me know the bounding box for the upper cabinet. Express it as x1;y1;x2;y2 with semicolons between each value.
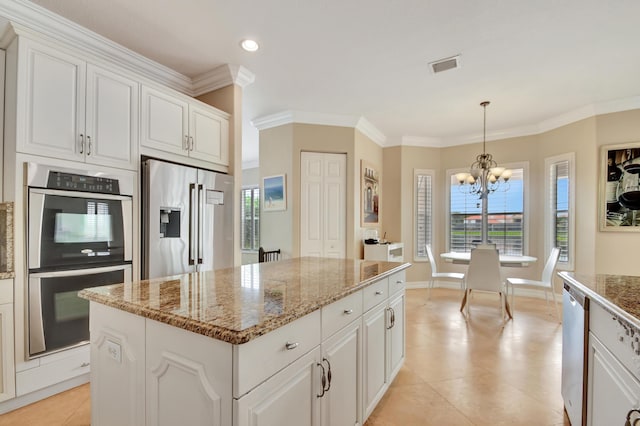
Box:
7;38;139;170
141;85;229;169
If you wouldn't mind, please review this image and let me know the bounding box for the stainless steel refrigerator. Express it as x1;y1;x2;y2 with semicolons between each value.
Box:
142;159;234;279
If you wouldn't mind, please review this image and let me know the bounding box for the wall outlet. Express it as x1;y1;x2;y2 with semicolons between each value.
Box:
106;339;122;363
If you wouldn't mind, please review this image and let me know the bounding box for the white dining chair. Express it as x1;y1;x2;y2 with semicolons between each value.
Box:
426;244;465;298
460;246;509;319
505;247;561;320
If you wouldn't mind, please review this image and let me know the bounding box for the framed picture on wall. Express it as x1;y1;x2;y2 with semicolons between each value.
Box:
599;142;640;231
361;161;380;226
263;174;287;212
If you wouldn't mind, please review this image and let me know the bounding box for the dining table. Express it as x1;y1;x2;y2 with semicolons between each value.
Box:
440;251;537;267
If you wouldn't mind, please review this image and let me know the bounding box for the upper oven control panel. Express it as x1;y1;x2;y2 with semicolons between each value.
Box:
47;171;120;195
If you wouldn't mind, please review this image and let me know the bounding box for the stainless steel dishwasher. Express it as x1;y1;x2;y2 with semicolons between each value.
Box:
561;281;589;426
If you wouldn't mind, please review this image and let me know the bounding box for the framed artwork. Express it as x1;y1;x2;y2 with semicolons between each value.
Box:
263;174;287;212
599;142;640;231
361;161;380;225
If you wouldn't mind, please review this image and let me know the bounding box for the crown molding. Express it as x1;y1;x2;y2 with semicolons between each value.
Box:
192;64;255;96
0;0;252;96
355;117;386;145
401;96;640;148
251;110;387;145
1;0;193;93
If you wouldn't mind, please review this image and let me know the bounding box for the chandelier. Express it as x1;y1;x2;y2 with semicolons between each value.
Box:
455;101;511;196
454;101;511;245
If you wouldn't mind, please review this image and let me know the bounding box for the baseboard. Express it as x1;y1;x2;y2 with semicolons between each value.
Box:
406;281;561;299
0;373;89;415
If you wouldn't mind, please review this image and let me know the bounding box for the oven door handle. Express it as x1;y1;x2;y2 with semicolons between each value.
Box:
28;187;132;201
29;264;132;278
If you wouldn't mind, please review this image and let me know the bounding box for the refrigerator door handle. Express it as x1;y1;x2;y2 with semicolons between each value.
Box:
198;184;204;264
189;183;197;265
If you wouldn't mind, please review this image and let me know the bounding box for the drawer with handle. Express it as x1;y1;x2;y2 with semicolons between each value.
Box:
363;278;388;312
322;290;363;340
388;271;406;296
233;310;321;398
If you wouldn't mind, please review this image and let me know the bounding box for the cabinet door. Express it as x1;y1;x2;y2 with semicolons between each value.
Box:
234;347;321;426
85;64;139;170
141;85;188;156
321;320;362;426
189;104;229;166
146;319;232;426
387;292;405;382
20;39;85;161
0;302;15;403
362;303;388;420
587;333;640;426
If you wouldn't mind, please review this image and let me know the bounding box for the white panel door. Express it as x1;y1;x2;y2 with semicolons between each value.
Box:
323;154;346;258
300;152;346;258
301;153;324;257
21;39;85;161
85;64;139;170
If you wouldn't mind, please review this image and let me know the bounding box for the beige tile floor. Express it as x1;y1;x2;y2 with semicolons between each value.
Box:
0;288;569;425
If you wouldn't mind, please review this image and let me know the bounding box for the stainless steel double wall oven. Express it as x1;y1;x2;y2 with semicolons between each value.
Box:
27;163;133;358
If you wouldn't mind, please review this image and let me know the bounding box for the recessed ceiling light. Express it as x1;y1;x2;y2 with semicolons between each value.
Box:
241;39;259;52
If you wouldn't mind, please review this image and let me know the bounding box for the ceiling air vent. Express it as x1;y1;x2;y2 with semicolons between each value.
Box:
429;55;461;74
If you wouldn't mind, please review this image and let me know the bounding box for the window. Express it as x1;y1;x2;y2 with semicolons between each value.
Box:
414;170;434;260
449;165;526;255
241;187;260;251
545;153;574;269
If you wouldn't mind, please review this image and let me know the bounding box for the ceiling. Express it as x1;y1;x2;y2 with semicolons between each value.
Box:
22;0;640;167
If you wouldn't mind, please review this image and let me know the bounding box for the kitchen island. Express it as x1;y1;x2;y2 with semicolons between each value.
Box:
558;272;640;426
79;257;411;426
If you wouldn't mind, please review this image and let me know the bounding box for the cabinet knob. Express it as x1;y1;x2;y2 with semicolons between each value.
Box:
343;309;354;315
285;341;299;350
375;291;383;295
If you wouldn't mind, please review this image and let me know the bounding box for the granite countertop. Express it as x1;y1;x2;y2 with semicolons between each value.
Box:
558;272;640;328
0;202;14;279
79;257;411;345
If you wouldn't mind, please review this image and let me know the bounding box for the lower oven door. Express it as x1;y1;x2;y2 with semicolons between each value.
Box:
28;264;132;358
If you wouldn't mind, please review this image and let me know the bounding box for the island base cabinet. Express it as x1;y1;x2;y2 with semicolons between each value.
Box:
388;292;405;383
320;319;362;426
362;303;388;419
234;347;321;426
89;303;145;426
146;319;233;426
587;333;640;426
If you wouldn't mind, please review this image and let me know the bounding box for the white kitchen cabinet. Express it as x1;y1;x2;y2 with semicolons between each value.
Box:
362;271;406;422
362;302;387;419
10;38;138;170
320;317;362;426
586;301;640;426
0;279;15;403
146;318;233;426
387;291;405;382
141;85;229;167
587;333;640;426
364;243;404;262
234;347;321;426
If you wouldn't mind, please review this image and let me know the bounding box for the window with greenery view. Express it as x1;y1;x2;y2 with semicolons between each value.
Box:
546;153;574;267
241;187;260;251
449;167;524;255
